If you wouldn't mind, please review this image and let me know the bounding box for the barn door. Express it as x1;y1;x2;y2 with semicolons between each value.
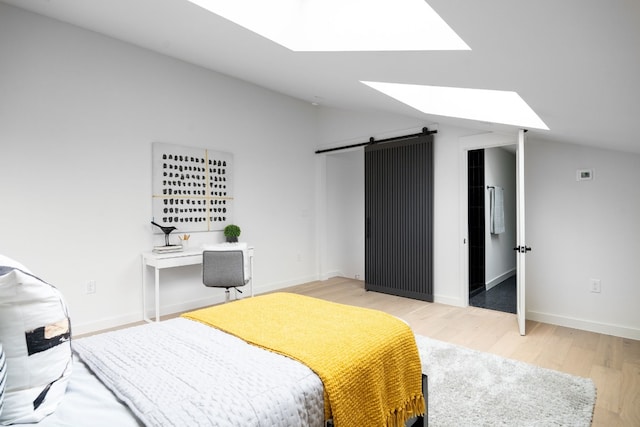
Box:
364;134;433;302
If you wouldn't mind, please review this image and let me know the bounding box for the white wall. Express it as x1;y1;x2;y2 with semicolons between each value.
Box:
484;147;517;289
325;150;364;280
0;4;319;334
318;108;640;339
316;107;474;306
526;139;640;339
3;4;638;340
316;107;431;283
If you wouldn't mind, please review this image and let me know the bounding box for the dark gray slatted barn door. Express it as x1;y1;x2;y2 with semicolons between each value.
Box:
364;134;433;302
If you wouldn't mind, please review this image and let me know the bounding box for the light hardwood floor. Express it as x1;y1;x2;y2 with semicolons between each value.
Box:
85;276;639;426
282;277;639;427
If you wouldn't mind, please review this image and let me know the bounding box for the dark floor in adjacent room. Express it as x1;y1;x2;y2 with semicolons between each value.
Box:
469;276;516;314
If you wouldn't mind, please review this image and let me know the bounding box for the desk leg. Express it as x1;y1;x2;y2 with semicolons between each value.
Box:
250;254;254;297
154;267;160;322
142;259;150;323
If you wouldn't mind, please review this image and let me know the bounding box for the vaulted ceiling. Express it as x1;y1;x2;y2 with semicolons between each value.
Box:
3;0;639;153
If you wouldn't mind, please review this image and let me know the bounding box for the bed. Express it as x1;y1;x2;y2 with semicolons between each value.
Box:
1;258;426;427
18;317;324;427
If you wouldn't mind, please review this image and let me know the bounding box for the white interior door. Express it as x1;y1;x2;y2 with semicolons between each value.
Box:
515;129;528;335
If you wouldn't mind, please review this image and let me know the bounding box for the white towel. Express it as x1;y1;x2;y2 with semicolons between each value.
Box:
490;186;505;234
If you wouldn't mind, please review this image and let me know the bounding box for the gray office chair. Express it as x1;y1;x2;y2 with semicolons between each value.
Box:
202;250;249;303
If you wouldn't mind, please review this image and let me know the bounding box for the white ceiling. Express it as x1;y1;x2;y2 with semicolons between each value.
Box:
3;0;640;153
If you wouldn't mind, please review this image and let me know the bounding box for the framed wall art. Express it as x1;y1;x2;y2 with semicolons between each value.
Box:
151;142;233;233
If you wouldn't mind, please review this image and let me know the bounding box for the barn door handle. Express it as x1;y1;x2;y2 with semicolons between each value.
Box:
513;246;532;253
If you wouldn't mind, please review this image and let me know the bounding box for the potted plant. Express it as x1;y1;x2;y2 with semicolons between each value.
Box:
223;224;241;243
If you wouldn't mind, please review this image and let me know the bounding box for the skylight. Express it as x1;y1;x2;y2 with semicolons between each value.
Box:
361;81;550;130
186;0;470;52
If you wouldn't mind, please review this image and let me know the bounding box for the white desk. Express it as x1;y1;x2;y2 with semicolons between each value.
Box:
141;244;254;322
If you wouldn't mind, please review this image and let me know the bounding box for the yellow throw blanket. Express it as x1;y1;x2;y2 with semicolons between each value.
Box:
182;293;425;427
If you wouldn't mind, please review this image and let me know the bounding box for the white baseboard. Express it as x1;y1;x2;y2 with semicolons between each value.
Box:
432;293;639;340
74;284;640;342
320;270;342;281
253;274;319;294
73;313;144;336
527;310;640;340
434;294;464;307
486;268;516;291
73;275;320;336
73;294;223;336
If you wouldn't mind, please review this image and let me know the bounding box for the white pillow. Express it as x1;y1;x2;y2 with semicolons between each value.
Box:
0;255;30;274
0;342;6;418
0;258;72;425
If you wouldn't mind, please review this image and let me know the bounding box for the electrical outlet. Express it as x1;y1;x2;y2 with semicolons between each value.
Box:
590;279;601;293
85;280;96;294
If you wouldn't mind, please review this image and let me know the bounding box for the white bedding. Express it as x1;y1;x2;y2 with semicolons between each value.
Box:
12;355;142;427
71;318;325;427
10;316;427;427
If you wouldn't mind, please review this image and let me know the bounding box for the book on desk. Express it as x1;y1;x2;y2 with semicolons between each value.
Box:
152;245;183;254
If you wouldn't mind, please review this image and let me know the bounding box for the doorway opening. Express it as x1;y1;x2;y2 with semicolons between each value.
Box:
467;146;517;314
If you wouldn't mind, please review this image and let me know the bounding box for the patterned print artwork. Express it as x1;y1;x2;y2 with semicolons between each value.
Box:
152;142;233;233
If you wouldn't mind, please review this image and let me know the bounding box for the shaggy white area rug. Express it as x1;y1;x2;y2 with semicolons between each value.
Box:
414;335;596;427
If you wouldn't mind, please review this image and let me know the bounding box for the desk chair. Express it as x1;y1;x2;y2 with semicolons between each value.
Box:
202;250;249;303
